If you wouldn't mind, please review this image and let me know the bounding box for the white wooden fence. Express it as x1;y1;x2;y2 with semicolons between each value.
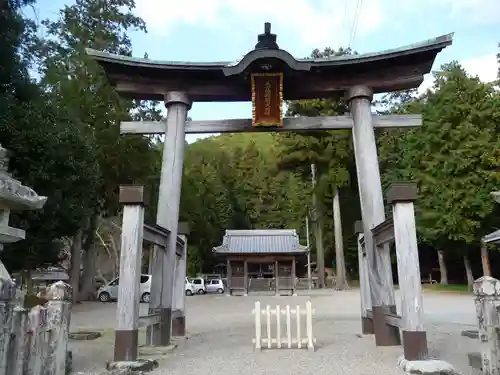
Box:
252;301;315;351
0;278;72;375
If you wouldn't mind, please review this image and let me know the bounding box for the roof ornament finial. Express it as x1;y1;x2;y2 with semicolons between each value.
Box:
264;22;271;34
255;22;279;50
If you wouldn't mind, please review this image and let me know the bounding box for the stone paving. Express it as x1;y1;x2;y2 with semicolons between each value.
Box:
69;290;480;375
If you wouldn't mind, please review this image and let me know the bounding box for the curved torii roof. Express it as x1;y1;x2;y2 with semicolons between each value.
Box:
86;23;453;102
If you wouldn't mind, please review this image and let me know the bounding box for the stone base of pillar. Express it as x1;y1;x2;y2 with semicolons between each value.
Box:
402;330;428;361
397;357;456;375
171;315;186;337
361;316;374;334
113;329;138;361
372;305;401;346
107;358;159;373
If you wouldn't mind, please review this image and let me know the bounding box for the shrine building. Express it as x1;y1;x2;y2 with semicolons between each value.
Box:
213;229;308;295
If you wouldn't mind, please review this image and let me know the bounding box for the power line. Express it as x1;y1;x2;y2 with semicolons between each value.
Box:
348;0;363;49
341;0;349;47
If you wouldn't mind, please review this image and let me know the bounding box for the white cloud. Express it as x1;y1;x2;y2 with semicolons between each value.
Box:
461;54;499;82
439;0;500;24
418;53;498;94
387;0;500;25
134;0;383;48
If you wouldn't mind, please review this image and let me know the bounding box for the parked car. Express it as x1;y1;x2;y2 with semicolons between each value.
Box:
97;274;151;303
185;277;196;296
190;277;206;294
205;278;225;294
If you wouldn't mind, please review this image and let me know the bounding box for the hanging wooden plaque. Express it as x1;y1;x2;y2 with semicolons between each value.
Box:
251;72;283;127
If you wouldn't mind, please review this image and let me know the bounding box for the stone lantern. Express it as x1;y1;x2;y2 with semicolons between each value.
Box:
0;144;47;280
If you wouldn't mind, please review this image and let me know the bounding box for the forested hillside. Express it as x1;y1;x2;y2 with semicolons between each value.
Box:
2;0;500;299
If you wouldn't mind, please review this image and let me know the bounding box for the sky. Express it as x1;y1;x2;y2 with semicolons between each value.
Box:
31;0;499;143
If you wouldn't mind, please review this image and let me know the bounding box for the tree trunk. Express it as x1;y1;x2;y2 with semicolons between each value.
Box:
80;214;98;300
481;241;491;277
311;164;325;288
70;230;83;303
24;269;34;294
81;244;97;300
314;214;325;288
464;254;474;291
333;187;348;290
437;249;448;285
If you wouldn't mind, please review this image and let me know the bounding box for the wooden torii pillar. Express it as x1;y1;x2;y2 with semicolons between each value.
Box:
347;86;400;346
147;92;191;346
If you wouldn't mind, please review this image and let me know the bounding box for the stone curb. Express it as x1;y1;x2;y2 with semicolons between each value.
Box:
106;359;159;373
138;343;177;357
397;356;458;375
69;331;103;340
460;329;478;339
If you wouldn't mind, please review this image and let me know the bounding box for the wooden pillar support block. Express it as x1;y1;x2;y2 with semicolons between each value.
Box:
372;305;401;346
171;314;186;337
361;317;374;335
113;329;139;361
402;330;428;361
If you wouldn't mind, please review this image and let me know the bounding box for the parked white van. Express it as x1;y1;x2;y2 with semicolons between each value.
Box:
98;274;197;302
185;277;196;296
97;274;151;303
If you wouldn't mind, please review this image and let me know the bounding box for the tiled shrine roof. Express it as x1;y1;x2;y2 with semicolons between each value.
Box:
213;229;308;255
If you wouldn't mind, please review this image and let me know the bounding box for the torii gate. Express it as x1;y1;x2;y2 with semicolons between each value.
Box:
87;23;452;355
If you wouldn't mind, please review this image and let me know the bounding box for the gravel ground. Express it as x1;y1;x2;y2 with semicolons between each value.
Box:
69;290;480;375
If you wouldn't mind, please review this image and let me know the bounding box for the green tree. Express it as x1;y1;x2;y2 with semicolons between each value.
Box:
179;138;237;273
379;62;500;288
0;0;99;274
35;0;162;299
276;47;357;288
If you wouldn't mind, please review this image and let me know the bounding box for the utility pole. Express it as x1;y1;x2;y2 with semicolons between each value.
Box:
305;214;312;290
333;187;348;290
310;164;325;288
